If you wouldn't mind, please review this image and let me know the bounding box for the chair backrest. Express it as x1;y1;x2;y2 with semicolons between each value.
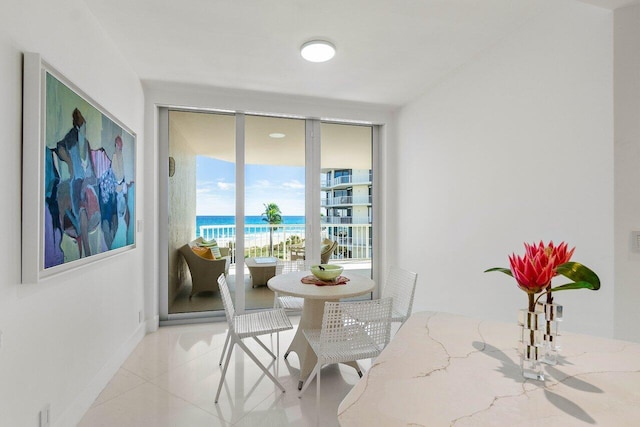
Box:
275;260;284;276
321;298;393;351
381;267;418;323
217;274;235;327
276;259;306;275
320;240;338;264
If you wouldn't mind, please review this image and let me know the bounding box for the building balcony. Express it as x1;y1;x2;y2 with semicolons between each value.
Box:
321;195;372;207
321;173;372;189
322;216;372;225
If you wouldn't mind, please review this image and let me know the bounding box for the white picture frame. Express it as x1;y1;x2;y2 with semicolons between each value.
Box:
22;53;137;283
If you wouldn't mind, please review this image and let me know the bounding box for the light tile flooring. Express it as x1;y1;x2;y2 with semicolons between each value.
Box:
78;315;373;426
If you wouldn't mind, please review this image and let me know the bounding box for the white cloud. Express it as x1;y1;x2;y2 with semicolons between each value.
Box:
282;179;304;189
218;182;236;191
254;179;271;188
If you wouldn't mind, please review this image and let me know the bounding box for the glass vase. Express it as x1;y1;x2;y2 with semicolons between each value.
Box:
537;302;563;365
518;309;544;381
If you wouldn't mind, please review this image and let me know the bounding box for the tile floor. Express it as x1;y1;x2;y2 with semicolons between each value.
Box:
78;315;372;426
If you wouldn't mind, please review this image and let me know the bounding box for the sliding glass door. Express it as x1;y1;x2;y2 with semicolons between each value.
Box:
167;110;236;315
160;108;376;321
243;115;306;309
320;123;373;279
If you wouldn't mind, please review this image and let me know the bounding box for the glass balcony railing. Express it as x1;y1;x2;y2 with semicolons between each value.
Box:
322;216;371;224
321;174;372;188
321;195;372;207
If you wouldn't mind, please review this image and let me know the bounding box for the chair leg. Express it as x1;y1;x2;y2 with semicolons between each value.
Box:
316;366;321;413
215;339;235;403
219;331;230;366
237;340;286;393
252;336;277;359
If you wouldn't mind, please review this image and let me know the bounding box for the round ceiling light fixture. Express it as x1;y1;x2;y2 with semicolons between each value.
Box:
269;132;286;139
300;40;336;63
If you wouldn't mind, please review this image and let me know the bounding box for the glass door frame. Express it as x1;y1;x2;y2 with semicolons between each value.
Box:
158;108;380;322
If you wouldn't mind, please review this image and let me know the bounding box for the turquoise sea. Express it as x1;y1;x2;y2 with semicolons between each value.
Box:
195;215;305;238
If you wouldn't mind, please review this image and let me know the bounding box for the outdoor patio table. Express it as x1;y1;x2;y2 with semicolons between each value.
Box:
267;270;375;390
245;257;278;288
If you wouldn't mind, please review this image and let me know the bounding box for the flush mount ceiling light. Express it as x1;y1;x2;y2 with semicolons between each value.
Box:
300;40;336;63
269;132;286;139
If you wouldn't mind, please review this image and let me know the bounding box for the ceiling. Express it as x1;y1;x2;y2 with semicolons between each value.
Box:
82;0;578;107
169;110;373;168
87;0;634;165
83;0;638;107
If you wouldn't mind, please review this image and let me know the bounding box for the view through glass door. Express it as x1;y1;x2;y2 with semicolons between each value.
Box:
168;110;236;314
164;110;375;319
321;123;373;280
243;115;305;309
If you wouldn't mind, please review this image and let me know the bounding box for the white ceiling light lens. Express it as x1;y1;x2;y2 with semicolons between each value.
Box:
301;40;336;63
269;133;286;139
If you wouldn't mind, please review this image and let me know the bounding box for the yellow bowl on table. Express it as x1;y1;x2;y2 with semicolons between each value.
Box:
310;264;344;281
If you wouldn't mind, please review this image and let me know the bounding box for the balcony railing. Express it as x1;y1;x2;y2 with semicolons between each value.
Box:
321;195;372;207
322;216;371;224
321;173;372;188
197;223;372;262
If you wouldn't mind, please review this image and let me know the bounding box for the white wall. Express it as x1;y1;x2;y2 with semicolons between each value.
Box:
614;4;640;341
0;1;145;425
395;1;615;338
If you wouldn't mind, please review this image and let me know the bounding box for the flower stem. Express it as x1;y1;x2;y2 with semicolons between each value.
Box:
528;293;535;313
534;290;551;307
546;284;553;304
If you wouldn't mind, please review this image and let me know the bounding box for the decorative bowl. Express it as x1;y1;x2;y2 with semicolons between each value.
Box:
310;264;344;281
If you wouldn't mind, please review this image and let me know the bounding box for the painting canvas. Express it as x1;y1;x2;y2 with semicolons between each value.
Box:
41;71;136;270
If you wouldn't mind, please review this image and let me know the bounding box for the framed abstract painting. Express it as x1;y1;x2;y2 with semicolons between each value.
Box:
22;53;136;283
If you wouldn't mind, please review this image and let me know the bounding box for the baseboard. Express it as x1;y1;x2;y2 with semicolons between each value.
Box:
54;321;147;427
146;314;160;333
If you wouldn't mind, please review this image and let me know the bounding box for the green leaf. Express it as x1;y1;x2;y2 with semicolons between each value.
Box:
555;262;600;290
550;281;598;292
484;267;513;277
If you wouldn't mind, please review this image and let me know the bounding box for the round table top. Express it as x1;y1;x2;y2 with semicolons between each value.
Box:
245;257;278;267
267;270;375;300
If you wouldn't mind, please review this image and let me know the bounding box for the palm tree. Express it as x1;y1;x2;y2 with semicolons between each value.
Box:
262;202;283;256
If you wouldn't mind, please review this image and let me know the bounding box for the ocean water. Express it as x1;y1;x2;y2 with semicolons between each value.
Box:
195;215;305;238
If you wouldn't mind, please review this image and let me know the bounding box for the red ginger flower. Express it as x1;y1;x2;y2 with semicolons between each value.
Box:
508;250;555;295
524;241;575;274
486;240;599;312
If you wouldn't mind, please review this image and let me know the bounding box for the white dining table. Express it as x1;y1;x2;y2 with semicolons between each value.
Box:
267;270;375;390
338;311;640;426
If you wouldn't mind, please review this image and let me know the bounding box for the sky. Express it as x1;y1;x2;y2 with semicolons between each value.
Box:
196;156;305;216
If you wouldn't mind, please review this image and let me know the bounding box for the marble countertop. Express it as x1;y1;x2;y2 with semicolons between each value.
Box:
337;311;640;426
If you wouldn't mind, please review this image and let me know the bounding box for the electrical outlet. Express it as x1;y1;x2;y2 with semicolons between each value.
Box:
39;404;50;427
138;311;143;324
632;231;640;253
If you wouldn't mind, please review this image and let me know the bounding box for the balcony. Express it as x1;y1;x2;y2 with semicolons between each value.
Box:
321;173;372;189
322;215;371;225
198;223;372;263
321;195;372;207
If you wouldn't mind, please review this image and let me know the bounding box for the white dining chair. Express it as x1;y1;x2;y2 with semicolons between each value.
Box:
298;297;393;410
215;274;293;403
273;259;306;311
382;266;418;325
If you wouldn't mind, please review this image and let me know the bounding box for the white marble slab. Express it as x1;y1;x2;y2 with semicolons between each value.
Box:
338;311;640;426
